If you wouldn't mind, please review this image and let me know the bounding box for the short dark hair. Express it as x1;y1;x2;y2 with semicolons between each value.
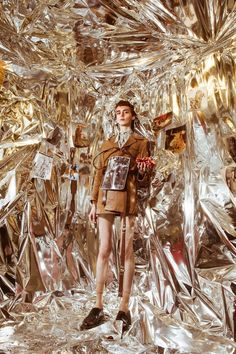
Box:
115;100;137;118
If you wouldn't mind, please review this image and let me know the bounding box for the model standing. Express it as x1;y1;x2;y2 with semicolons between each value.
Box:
81;100;151;333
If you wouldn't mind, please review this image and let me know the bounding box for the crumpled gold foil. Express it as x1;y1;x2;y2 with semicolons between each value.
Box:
0;60;5;86
1;0;236;352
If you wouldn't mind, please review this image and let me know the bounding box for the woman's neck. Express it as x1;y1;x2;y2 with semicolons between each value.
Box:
119;126;132;133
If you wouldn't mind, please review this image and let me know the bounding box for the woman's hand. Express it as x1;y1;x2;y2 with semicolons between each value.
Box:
89;203;97;224
137;161;147;174
136;157;156;174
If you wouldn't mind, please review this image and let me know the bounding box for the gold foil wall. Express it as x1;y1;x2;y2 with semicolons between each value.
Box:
0;0;236;352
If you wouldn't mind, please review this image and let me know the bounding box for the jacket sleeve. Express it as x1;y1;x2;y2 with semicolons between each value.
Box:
137;139;151;187
138;139;150;159
90;148;104;204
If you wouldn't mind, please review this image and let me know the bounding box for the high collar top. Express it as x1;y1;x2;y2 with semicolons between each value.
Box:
115;128;133;148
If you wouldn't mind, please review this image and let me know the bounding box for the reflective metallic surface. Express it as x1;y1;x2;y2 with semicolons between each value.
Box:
0;0;236;352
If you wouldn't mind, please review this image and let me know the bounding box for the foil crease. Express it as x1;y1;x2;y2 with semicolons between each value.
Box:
1;0;236;352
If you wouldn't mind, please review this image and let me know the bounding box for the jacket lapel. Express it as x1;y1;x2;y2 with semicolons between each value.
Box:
100;136;118;152
123;133;143;148
101;133;143;152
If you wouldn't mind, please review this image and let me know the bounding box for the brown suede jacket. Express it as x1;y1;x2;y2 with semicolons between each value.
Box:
91;133;150;215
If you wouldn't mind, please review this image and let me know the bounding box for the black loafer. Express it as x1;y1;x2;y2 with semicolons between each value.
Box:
116;310;131;333
80;307;105;330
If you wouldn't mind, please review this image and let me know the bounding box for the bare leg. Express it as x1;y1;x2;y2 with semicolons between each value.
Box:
95;214;115;309
119;216;135;313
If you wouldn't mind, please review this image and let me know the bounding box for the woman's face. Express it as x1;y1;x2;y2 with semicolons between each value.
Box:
115;105;135;128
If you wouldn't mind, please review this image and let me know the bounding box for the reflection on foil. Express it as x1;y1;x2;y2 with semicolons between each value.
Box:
0;0;236;352
0;290;236;353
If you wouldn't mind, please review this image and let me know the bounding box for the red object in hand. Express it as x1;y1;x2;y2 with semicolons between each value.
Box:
136;156;156;169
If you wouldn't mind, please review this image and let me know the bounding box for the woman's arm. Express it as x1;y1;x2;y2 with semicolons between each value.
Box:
138;139;150;159
90;168;103;204
90;150;104;204
136;139;152;187
89;148;104;224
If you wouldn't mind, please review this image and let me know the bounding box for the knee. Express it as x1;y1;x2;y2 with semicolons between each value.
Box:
98;245;112;261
